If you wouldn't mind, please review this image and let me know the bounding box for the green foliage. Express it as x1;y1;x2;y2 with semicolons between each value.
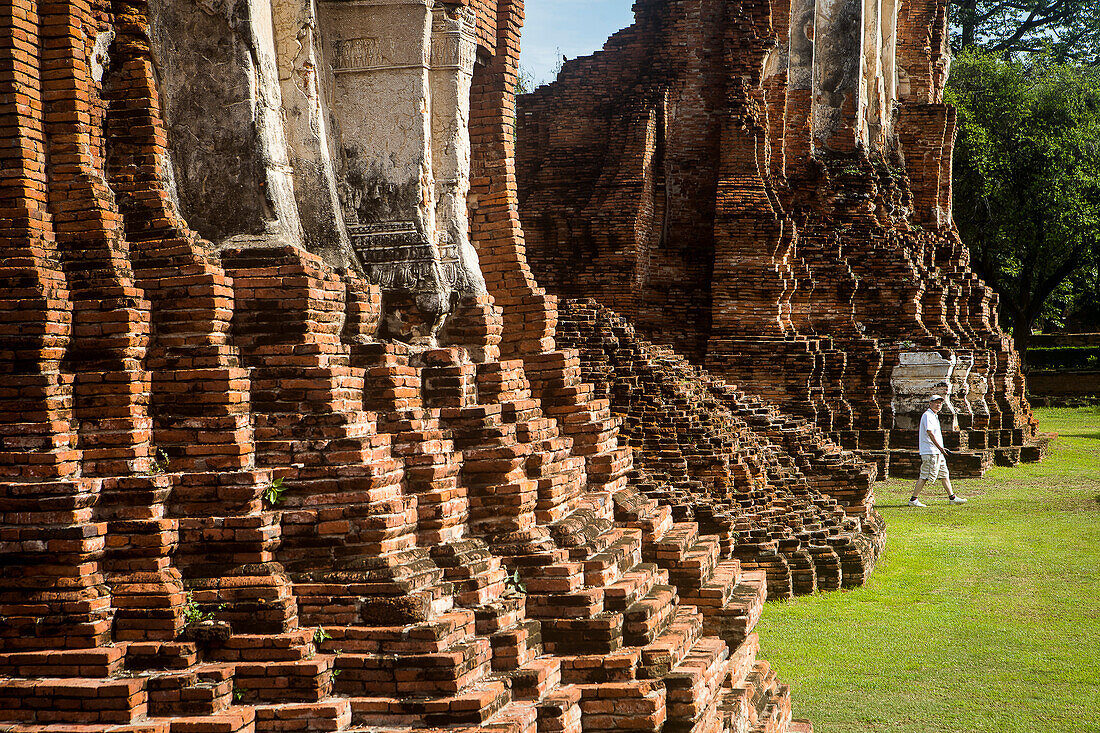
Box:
504;568;526;595
949;0;1100;61
516;65;536;97
946;51;1100;345
756;407;1100;733
313;626;332;645
233;688;245;703
262;477;287;507
147;448;170;475
1023;345;1100;369
182;591;224;626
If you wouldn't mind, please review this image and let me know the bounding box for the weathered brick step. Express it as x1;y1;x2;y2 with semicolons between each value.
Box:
432;540;499;573
582;530;643;587
146;667;233;717
489;618;543;671
637;605;703;679
346;698;539;733
649;523;699;561
346;679;511;726
252;701;352;733
293;584;452;627
0;723;171;733
557;648;641;684
575;680;666;733
621;506;675;545
516;417;562;443
747;682;792;733
525;587;604;621
520;559;585;595
535;685;582;733
622;584;678;646
166;709;257;733
317;610;475;654
788;718;814;732
233;658;333;703
680;559;741;609
207;632;315;662
735;660;786;731
663;536;721;590
0;646;125;678
663;638;731;733
451;565;509;607
553;517;618;560
726;633;762;686
734;548;790;601
332;638;492;696
0;678;147;724
474;596;527;636
505;655;562;700
485;699;541;733
125;641;199;671
539;607;624;655
604;563;667;612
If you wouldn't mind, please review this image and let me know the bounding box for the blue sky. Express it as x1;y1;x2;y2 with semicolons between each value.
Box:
520;1;637;86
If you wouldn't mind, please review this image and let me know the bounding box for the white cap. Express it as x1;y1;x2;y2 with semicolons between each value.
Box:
929;394;945;402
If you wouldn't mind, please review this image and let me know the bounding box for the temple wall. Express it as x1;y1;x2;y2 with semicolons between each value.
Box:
0;1;896;732
515;0;1043;477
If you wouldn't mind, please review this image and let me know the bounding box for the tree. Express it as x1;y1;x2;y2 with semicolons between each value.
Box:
949;0;1100;62
946;52;1100;350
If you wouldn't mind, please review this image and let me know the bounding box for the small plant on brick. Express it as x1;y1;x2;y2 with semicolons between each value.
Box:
183;591;207;625
147;448;170;475
313;626;332;645
233;687;245;703
504;568;526;595
330;668;342;681
183;591;225;625
262;477;286;507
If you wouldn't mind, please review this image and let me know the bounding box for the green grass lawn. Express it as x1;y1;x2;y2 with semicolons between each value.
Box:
755;407;1100;733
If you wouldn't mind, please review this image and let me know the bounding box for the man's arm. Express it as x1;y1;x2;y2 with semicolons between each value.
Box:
926;429;950;456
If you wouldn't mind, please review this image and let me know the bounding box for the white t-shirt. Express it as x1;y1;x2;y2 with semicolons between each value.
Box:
918;409;943;455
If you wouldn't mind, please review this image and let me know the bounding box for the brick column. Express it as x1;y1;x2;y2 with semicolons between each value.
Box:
0;0;110;652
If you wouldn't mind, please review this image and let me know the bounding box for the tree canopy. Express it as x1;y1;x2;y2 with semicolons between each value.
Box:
949;0;1100;62
946;52;1100;347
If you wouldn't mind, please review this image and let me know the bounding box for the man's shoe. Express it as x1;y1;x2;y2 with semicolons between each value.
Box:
909;498;927;507
949;496;968;504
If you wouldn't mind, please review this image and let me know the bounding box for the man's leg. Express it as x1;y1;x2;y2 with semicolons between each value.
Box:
911;478;927;500
941;476;954;496
942;475;966;503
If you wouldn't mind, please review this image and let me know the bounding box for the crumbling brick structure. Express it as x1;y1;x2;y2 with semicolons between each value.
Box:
516;0;1048;478
0;0;880;732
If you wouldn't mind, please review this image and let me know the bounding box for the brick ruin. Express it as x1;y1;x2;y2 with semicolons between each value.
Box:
516;0;1048;479
0;0;897;732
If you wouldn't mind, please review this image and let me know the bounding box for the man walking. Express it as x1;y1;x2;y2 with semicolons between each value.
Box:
910;394;968;507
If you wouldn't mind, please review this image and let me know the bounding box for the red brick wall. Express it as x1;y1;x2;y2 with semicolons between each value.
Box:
515;0;1041;471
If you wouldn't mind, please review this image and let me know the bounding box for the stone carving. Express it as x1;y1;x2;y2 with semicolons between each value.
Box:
331;36;388;70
